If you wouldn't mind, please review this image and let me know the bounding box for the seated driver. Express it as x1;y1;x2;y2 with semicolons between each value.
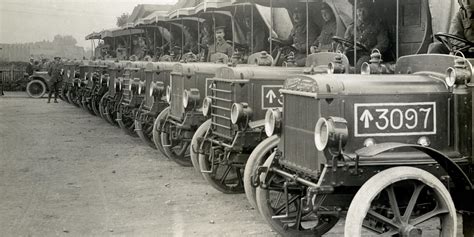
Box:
311;3;337;52
207;26;233;62
428;0;474;56
343;1;389;71
281;6;320;66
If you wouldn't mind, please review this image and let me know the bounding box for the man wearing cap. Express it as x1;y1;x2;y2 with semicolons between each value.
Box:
343;1;389;71
280;6;320;66
47;56;62;103
312;3;337;52
428;0;474;56
25;57;36;76
207;26;233;61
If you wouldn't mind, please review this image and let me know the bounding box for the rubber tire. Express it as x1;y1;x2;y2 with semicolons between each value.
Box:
98;92;108;120
26;80;46;98
244;135;279;209
117;109;138;137
91;95;101;117
344;166;457;237
190;119;211;175
152;107;170;158
135;119;157;149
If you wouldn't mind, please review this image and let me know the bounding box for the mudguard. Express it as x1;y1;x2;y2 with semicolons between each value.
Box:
355;142;473;191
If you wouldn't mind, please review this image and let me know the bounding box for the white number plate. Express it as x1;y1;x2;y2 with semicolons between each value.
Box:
354;102;436;137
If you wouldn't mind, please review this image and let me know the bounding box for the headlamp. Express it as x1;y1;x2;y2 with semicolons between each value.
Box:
166;85;171;104
202;97;212;116
230;103;252;124
314;117;348;153
264;108;282;137
183;89;200;109
446;62;472;88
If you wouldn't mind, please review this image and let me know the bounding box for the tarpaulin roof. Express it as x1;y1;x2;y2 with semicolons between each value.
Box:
429;0;457;34
100;28;144;38
135;10;169;26
127;4;174;24
85;32;102;40
194;0;234;13
168;7;196;19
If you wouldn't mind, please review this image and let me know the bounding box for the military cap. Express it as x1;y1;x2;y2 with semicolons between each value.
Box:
215;25;226;31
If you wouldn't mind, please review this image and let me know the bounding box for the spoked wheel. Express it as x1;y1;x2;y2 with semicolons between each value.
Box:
91;95;101;117
244;135;279;209
66;90;79;106
135;118;157;149
190;119;211;175
116;108;138;137
26;80;47;98
60;86;68;102
198;150;245;194
73;93;83;107
104;102;119;127
256;155;339;236
152;107;169;157
98;92;108;120
161;125;192;166
344;166;457;237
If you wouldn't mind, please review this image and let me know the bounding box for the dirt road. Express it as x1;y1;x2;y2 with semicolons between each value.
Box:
0;92;344;236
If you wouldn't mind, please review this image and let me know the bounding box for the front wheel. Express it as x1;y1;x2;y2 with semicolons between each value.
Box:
256;155;339;236
160;123;192;166
152;107;170;157
190;119;211;175
244;135;279;209
98;92;108;120
344;166;457;237
135;118;157;149
26;79;46;98
198;151;245;194
116;106;138;137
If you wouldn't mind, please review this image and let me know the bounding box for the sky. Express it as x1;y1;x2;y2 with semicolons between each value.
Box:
0;0;177;49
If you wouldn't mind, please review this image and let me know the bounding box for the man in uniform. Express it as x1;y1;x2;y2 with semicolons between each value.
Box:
312;3;337;52
428;0;474;56
207;26;233;61
281;6;320;66
25;57;36;76
47;56;62;103
343;1;389;71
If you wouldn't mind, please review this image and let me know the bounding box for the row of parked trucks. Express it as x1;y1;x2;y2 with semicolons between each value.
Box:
31;0;474;236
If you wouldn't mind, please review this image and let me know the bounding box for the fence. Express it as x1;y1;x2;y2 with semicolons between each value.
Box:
0;66;27;91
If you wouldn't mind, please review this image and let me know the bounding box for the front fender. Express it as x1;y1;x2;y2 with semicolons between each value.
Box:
355;142;473;191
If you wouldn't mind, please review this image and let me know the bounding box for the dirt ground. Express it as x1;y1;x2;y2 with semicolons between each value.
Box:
0;92;345;236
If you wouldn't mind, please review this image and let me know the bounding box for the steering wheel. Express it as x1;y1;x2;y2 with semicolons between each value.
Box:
182;52;198;62
269;38;297;51
332;36;369;52
434;33;474;53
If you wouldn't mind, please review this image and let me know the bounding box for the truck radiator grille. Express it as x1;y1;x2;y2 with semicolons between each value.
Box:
122;77;132;104
210;80;235;141
170;74;184;119
281;94;322;174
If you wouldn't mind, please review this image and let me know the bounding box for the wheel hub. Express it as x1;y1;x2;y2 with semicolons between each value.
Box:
400;224;422;237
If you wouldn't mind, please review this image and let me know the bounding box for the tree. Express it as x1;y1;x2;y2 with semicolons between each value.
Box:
116;13;129;27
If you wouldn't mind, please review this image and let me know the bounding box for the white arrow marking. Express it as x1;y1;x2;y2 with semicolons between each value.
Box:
266;89;277;104
360;109;374;128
